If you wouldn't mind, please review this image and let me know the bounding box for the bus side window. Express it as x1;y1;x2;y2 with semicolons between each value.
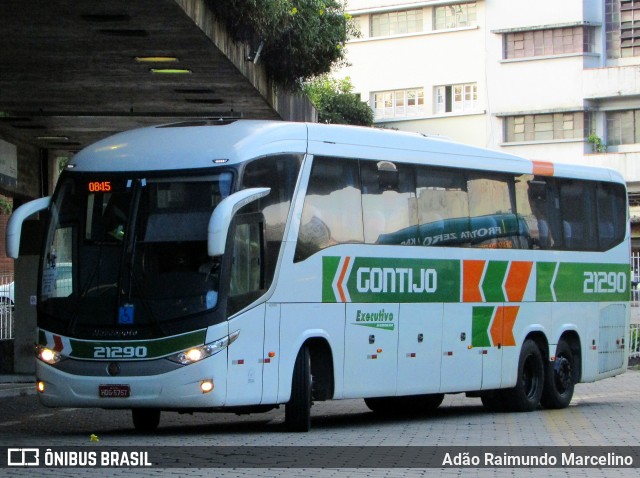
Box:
596;182;626;251
516;175;554;249
559;180;597;251
361;160;416;244
467;173;517;249
414;166;469;247
294;157;363;262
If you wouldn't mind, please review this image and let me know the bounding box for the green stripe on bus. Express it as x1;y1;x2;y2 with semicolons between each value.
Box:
482;261;508;302
472;306;494;347
67;329;207;360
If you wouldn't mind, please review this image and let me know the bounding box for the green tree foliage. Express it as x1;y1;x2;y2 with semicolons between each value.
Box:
303;76;373;126
207;0;358;90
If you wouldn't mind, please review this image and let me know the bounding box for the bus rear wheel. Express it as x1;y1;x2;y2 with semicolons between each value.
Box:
540;340;575;409
285;345;312;432
504;339;544;412
132;409;161;432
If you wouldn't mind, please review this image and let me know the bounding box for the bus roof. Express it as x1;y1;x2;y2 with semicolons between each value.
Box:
68;119;624;184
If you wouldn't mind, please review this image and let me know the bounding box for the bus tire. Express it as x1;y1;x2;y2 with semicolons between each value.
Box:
132;409;160;432
540;340;575;409
504;339;544;412
285;345;312;432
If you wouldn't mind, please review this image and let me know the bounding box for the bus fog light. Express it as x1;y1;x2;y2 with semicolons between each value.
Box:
200;380;214;393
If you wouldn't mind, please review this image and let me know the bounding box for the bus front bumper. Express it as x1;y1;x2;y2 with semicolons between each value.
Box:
35;354;228;409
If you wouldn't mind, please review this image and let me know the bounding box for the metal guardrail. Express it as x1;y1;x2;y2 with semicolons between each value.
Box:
630;323;640;360
0;272;14;340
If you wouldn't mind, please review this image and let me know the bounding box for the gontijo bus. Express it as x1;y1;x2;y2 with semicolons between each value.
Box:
7;120;630;432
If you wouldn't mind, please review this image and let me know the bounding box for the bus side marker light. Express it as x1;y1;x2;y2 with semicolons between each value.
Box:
368;354;378;360
200;380;214;393
445;351;453;356
407;353;416;358
376;348;382;353
37;381;45;393
268;351;276;358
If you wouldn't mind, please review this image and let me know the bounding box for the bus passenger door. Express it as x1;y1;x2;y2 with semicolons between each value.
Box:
397;303;442;395
261;303;280;404
440;304;482;392
343;303;399;398
226;305;265;405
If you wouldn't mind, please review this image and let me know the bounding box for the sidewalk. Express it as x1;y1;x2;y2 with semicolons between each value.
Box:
0;375;35;398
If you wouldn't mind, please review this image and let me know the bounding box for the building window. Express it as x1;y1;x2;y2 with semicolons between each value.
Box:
607;0;640;58
373;89;424;119
606;110;640;145
434;2;477;30
504;26;595;59
434;83;477;114
504;112;589;142
370;9;423;37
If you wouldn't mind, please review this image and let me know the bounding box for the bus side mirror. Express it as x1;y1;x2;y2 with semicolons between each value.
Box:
207;187;270;257
6;196;51;259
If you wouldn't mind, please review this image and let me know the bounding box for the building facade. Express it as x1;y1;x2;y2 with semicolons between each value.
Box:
337;0;640;247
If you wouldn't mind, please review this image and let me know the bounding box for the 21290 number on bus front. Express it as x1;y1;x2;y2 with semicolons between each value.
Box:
93;346;148;359
583;271;627;294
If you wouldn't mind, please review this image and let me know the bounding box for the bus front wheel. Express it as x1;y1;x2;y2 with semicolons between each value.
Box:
132;408;161;432
540;340;575;409
504;339;544;412
285;346;312;432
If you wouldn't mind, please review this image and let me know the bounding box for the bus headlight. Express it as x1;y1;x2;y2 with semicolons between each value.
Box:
35;345;63;364
167;330;239;365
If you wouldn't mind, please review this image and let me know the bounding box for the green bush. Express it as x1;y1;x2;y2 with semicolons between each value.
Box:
208;0;358;90
303;76;373;126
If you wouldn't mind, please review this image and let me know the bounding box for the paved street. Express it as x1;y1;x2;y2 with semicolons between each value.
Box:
1;367;639;477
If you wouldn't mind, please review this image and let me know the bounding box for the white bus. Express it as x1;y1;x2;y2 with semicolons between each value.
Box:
7;120;630;432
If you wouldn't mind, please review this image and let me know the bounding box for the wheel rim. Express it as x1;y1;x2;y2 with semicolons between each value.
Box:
554;356;572;394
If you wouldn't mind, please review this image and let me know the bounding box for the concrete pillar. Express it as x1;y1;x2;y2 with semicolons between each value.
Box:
13;220;43;374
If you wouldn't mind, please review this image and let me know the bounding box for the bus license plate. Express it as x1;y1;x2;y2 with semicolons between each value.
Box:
99;384;130;398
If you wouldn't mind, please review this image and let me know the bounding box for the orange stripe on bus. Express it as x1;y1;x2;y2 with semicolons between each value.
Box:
463;260;485;302
532;160;554;176
337;256;351;303
490;306;519;347
504;261;533;302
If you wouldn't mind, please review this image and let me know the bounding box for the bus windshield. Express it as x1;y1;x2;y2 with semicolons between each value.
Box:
40;171;233;336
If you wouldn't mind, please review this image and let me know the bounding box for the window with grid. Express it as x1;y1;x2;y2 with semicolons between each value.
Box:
606;0;640;58
606;110;640;145
434;83;477;114
504;26;595;59
504;112;590;142
373;89;424;119
434;2;477;30
370;9;423;37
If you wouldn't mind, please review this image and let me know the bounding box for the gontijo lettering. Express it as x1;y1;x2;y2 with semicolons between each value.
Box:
356;267;437;293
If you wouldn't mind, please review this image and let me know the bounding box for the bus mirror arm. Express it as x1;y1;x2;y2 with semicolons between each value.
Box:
6;196;51;259
207;187;270;257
